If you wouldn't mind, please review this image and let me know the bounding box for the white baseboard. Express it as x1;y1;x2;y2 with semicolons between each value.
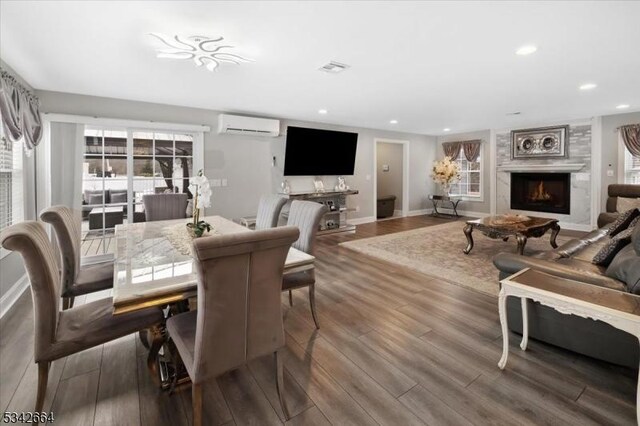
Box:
348;216;376;225
393;209;403;217
0;274;29;319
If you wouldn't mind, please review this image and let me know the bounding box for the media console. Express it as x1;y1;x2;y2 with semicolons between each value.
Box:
279;189;359;235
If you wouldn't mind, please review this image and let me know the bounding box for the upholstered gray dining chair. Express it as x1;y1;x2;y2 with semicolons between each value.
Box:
166;226;300;426
255;194;287;230
143;193;189;221
283;200;328;328
0;221;165;418
40;205;114;310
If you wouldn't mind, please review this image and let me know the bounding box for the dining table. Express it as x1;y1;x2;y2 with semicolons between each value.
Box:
111;215;315;387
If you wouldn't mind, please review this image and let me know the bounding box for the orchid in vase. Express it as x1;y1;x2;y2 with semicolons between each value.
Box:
431;156;461;195
187;169;212;237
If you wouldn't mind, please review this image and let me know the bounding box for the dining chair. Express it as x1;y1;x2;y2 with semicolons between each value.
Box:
255;194;287;230
40;205;114;310
283;200;328;328
143;193;189;221
0;221;165;419
166;226;300;425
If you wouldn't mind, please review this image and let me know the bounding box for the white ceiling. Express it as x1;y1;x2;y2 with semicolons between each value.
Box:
2;1;639;135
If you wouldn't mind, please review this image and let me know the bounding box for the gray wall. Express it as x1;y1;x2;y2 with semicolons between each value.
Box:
0;59;36;299
436;130;491;214
376;142;403;209
36;90;437;221
601;111;640;208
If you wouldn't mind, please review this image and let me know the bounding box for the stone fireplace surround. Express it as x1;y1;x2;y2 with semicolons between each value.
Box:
495;124;592;229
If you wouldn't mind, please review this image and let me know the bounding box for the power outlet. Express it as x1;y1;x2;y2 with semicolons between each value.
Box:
221;178;228;187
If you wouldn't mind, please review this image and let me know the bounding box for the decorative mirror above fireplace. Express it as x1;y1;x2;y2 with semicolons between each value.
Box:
511;125;569;159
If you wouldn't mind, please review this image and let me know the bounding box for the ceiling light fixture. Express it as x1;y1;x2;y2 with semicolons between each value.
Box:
149;33;252;72
579;83;597;91
516;45;537;56
389;119;398;124
318;109;328;114
616;104;630;110
443;128;451;132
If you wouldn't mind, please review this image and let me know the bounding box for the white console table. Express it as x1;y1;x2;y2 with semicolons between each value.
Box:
498;268;640;424
279;190;359;235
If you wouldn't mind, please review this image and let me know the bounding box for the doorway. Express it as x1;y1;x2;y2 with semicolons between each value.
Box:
373;139;409;219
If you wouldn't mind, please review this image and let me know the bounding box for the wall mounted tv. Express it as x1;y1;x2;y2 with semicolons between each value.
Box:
283;126;358;176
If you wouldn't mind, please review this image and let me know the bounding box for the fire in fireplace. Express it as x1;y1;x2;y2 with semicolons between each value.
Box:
511;173;570;214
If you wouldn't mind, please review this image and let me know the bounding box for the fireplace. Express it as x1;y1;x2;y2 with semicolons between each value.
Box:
510;173;570;214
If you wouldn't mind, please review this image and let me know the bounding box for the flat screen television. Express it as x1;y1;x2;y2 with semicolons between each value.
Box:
283;126;358;176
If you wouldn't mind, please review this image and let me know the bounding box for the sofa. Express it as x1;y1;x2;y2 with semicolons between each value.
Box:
493;218;640;367
597;184;640;228
82;189;128;219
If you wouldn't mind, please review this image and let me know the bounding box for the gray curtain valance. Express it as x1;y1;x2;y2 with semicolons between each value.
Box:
442;141;461;160
620;124;640;158
462;140;482;162
0;67;42;153
442;140;482;162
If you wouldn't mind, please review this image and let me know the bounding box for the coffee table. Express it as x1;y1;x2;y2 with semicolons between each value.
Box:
462;214;560;255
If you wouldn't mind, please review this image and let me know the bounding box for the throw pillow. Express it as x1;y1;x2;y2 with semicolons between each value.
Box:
87;194;104;205
607;208;640;237
606;245;640;294
111;192;127;203
617;197;640;213
593;227;634;266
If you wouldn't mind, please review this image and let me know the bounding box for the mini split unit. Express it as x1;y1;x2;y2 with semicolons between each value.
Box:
217;114;280;137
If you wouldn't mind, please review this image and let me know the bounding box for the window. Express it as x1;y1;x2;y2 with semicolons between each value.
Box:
449;146;482;198
623;145;640;184
0;126;24;238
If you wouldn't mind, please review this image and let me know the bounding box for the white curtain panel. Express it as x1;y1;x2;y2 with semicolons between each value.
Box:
48;122;84;212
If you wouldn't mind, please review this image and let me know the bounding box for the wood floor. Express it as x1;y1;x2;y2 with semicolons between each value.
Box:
1;215;637;425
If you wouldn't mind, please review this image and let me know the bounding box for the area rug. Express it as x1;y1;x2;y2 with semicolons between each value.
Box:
339;221;570;297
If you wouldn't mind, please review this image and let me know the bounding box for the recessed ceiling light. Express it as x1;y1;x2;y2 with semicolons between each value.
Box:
389;119;398;124
616;104;630;110
579;83;597;90
443;128;451;132
516;45;537;56
149;33;252;72
319;61;350;74
318;109;328;114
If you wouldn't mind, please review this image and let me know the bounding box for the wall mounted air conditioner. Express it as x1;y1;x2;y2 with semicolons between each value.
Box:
218;114;280;137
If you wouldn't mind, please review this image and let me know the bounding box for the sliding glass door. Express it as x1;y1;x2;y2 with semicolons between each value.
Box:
80;127;197;258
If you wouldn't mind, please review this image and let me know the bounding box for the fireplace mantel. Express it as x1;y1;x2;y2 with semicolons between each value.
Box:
496;163;585;173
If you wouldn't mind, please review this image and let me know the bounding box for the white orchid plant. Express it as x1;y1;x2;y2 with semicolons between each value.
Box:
187;169;212;237
431;156;461;193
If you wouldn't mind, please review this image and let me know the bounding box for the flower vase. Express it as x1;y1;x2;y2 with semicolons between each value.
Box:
442;184;451;197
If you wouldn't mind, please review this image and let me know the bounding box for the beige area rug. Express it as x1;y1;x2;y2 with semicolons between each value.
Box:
339;221;570;297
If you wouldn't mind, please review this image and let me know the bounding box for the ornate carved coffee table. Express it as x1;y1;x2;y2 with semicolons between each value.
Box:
463;214;560;255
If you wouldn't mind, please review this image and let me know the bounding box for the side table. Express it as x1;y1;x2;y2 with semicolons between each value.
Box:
498;268;640;424
428;195;461;218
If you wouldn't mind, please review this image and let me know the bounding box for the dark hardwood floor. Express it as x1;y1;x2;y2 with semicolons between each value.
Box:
0;215;636;425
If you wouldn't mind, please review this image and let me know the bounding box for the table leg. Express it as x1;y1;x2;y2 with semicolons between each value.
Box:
147;323;167;387
452;201;459;217
550;223;561;249
498;289;509;369
432;199;439;216
516;234;527;255
463;224;474;254
520;298;529;351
